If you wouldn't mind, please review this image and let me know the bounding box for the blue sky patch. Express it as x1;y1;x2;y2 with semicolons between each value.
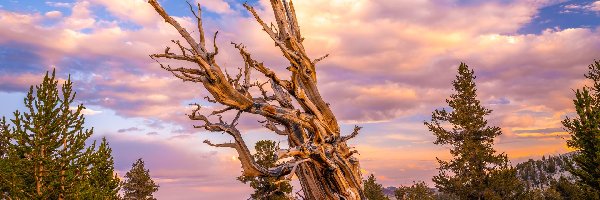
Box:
0;0;75;16
0;42;45;74
519;0;600;34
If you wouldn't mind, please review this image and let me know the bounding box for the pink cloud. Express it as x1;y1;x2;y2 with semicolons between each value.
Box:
101;133;253;199
197;0;234;14
1;0;599;196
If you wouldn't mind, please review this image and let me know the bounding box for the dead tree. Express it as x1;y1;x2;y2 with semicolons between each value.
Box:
147;0;364;199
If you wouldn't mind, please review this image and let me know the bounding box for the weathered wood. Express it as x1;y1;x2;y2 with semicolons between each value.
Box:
147;0;364;199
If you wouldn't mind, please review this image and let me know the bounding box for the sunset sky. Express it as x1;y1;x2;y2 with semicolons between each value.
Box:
1;0;600;199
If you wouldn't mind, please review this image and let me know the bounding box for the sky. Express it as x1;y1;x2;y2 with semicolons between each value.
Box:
1;0;600;199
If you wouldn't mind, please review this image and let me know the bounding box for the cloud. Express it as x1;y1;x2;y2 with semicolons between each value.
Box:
513;127;569;138
45;10;63;18
0;73;46;92
513;127;564;134
562;1;600;13
100;133;252;199
198;0;234;14
62;1;95;30
117;127;143;133
81;107;103;115
45;1;74;8
146;131;159;136
88;0;160;27
488;97;511;105
591;1;600;11
323;82;421;122
0;0;598;196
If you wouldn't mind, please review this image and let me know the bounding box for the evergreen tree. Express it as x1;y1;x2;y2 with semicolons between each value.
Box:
363;174;389;200
549;176;598;200
0;118;11;197
84;137;121;199
562;60;600;193
0;70;121;199
394;181;434;200
122;158;159;200
237;140;292;199
0;70;95;199
424;63;522;199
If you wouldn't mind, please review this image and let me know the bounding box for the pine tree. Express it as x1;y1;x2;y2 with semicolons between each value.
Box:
562;60;600;193
0;118;11;197
363;174;389;200
0;70;95;199
84;137;121;199
237;140;292;199
425;63;522;199
122;158;159;200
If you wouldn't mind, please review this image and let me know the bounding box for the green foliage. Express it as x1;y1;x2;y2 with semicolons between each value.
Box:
0;70;119;199
521;175;599;200
550;176;598;200
394;181;434;200
83;137;121;199
122;158;159;200
238;140;292;200
484;167;526;199
562;60;600;194
0;118;12;197
425;63;524;199
363;174;389;200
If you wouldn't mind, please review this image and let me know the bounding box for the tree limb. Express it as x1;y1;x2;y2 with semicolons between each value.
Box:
341;126;362;142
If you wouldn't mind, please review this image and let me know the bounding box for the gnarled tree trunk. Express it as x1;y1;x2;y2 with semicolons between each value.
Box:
147;0;364;199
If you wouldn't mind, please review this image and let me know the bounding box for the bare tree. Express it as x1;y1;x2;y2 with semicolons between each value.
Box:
147;0;364;199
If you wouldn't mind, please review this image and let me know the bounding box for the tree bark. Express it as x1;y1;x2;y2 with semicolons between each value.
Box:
147;0;364;199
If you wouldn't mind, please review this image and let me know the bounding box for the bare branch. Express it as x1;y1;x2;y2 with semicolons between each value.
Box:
210;106;234;116
263;119;288;135
243;3;300;61
312;54;329;65
204;96;217;103
287;0;303;42
232;42;292;91
150;52;195;62
148;0;204;56
275;158;311;182
186;1;206;47
149;56;205;82
212;31;219;55
204;140;235;148
172;40;194;56
343;149;359;159
231;110;242;126
341;125;362;142
276;147;305;159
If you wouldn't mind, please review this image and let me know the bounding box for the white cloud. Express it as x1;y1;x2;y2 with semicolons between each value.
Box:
563;4;581;9
45;1;73;8
69;106;103;115
562;1;600;12
45;10;62;18
197;0;234;14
